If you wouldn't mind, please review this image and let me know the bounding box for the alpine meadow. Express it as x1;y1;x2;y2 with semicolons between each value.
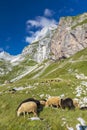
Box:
0;13;87;130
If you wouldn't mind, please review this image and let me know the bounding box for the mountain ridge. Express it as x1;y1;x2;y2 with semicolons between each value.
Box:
0;12;87;63
0;12;87;84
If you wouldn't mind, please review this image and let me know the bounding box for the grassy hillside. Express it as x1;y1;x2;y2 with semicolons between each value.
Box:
0;48;87;130
0;59;37;84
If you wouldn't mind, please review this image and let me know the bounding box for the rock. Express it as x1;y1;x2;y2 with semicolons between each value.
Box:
22;26;57;63
28;117;43;121
51;13;87;60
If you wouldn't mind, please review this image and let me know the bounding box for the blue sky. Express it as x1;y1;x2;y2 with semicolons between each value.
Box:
0;0;87;55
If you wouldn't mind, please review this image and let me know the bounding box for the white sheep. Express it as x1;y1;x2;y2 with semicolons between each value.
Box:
17;101;38;117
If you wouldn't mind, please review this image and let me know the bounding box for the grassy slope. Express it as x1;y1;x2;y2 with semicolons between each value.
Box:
0;49;87;129
0;59;37;84
0;60;13;84
72;19;87;29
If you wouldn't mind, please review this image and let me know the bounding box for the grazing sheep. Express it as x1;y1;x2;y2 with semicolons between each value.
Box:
17;101;38;117
45;97;61;108
17;98;40;111
60;98;75;110
40;99;46;106
73;99;80;108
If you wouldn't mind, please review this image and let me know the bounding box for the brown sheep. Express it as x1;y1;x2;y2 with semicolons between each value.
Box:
73;99;80;108
16;98;40;111
45;97;61;108
17;101;38;117
40;99;46;106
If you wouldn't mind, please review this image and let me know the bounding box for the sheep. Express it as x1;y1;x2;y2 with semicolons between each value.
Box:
40;99;46;106
17;101;38;117
16;98;40;111
73;99;80;108
45;97;61;108
60;98;75;110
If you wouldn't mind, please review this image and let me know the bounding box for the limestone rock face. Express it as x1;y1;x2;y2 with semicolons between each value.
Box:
51;13;87;60
0;13;87;63
22;26;57;63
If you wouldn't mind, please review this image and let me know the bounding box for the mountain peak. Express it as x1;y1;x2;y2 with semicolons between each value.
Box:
0;51;13;61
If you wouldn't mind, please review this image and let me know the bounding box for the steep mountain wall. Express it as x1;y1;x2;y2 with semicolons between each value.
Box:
0;13;87;64
22;26;57;63
51;13;87;60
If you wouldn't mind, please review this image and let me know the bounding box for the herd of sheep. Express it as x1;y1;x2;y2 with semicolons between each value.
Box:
16;96;84;117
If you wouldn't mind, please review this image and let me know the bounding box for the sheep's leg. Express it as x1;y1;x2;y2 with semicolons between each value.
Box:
23;111;25;118
26;112;29;117
34;112;38;117
33;110;38;117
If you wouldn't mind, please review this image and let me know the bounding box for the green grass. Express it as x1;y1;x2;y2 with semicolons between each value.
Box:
71;14;81;21
21;59;37;66
71;19;87;29
71;48;87;60
0;48;87;129
0;82;87;130
0;59;37;84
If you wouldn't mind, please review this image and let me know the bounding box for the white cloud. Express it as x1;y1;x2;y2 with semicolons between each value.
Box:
28;31;34;35
26;30;41;43
44;9;54;17
26;8;57;43
26;16;57;44
26;16;57;30
26;20;39;28
26;37;35;43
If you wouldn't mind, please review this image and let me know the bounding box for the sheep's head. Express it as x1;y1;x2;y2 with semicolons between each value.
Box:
40;100;46;106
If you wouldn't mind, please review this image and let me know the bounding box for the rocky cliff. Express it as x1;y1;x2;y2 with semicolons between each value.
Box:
0;13;87;63
22;26;57;63
51;13;87;60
